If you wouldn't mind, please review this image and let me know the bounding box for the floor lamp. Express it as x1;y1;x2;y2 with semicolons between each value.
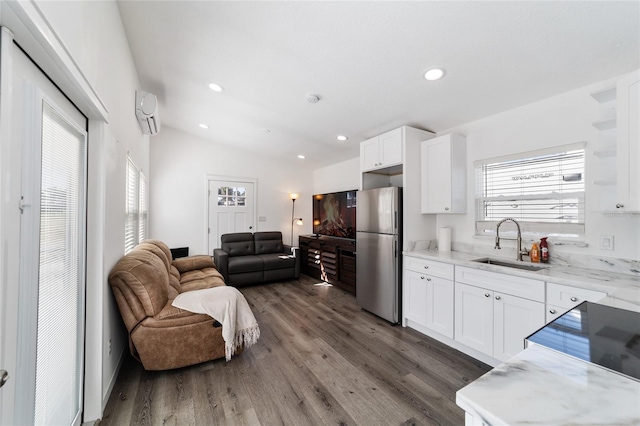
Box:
290;193;303;247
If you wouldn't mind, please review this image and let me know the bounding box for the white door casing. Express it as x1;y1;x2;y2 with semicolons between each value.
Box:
206;176;256;253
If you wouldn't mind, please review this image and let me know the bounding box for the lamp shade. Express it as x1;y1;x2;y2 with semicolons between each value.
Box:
289;193;299;200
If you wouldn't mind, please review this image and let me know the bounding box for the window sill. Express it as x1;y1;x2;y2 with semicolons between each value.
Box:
472;234;588;248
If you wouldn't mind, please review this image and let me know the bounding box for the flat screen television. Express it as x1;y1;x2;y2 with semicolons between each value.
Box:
312;190;357;239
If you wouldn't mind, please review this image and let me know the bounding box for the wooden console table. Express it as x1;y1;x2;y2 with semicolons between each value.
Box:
299;235;356;295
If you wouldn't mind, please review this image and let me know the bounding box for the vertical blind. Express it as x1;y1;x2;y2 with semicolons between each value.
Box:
35;101;85;425
476;144;586;238
139;172;148;245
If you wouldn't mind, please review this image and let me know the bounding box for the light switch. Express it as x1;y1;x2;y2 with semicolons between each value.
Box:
599;235;614;250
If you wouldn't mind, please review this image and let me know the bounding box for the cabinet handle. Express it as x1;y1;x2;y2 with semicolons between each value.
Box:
484;293;490;298
426;278;431;281
423;265;429;269
444;207;450;211
420;276;425;280
616;203;624;209
570;297;578;302
495;295;501;300
549;309;557;314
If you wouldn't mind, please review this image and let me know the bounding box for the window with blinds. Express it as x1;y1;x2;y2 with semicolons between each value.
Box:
125;157;149;254
475;143;586;239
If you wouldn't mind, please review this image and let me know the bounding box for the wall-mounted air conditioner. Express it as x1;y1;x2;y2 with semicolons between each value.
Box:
135;91;161;135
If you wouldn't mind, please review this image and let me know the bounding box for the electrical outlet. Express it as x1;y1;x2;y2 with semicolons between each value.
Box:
258;216;267;222
599;235;614;251
108;338;112;356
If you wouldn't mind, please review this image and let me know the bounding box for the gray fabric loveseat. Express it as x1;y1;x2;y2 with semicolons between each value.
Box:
213;231;300;286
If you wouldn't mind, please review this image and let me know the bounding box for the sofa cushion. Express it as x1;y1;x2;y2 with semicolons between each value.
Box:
260;253;296;271
221;232;255;256
228;255;263;274
254;231;285;254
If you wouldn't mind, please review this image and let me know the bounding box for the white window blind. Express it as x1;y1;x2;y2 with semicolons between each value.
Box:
139;172;148;244
476;143;586;238
35;101;86;425
125;157;139;254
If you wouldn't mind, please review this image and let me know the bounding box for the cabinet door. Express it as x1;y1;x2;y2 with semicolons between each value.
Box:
616;70;640;211
454;283;493;355
545;304;565;323
403;270;428;327
426;276;454;338
379;128;403;167
360;137;380;171
493;293;545;362
421;136;452;213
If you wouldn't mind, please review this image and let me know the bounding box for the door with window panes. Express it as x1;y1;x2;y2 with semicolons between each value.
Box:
208;179;255;252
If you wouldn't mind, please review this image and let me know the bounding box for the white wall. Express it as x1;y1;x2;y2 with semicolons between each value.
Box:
436;72;639;261
150;126;314;253
1;1;149;420
312;157;360;194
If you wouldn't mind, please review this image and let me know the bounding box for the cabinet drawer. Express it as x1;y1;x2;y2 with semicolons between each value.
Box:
546;283;606;309
404;256;454;280
455;266;545;302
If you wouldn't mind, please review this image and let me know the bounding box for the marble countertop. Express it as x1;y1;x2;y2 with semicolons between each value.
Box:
403;249;640;313
456;344;640;425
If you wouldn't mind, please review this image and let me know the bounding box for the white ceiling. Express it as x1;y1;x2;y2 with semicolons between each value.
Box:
117;1;639;169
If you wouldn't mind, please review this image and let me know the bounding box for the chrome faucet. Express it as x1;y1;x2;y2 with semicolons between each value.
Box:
495;218;529;261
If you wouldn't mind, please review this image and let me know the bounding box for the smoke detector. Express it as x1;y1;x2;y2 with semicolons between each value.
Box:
307;94;320;104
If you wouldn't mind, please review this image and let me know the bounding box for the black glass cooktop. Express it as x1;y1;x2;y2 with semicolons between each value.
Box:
527;301;640;381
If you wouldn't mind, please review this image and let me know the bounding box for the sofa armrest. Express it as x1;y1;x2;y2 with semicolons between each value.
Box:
172;255;215;274
283;245;300;279
213;249;229;282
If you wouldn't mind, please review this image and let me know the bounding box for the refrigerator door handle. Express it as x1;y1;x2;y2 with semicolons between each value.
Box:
394;211;398;231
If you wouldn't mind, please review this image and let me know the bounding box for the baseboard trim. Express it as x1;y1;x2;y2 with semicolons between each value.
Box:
102;346;125;413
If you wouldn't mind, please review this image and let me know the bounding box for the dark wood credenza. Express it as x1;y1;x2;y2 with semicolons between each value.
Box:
298;235;356;295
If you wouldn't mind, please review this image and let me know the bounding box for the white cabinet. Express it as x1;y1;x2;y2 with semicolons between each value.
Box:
403;256;454;338
455;283;493;355
360;128;403;172
455;267;545;362
616;69;640;211
421;134;466;214
493;293;545;361
545;282;606;323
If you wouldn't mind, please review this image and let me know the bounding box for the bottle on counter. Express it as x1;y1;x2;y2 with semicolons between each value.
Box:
540;237;549;263
530;242;540;263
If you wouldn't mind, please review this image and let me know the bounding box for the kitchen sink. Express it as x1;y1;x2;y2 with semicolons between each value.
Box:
472;258;546;272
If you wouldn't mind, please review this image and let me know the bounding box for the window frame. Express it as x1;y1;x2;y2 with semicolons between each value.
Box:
474;142;587;241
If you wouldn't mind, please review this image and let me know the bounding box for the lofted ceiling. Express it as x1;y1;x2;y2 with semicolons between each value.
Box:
117;1;639;169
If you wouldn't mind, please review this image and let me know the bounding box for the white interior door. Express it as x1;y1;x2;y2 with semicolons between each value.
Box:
207;178;256;252
0;39;87;426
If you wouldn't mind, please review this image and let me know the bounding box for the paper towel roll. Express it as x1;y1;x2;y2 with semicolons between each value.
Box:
439;227;452;252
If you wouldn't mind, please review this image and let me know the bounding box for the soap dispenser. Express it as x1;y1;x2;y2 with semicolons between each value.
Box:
540;237;549;263
530;242;540;263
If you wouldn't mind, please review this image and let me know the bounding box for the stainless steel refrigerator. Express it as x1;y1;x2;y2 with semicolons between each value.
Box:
356;187;402;323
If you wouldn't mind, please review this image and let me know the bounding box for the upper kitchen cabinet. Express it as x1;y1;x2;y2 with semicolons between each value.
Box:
616;69;640;212
421;134;466;214
360;128;403;172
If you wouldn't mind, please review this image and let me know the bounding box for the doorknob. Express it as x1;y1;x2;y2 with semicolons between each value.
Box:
249;226;253;230
0;370;8;388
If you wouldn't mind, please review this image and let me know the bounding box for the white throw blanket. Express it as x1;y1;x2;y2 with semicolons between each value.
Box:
172;286;260;361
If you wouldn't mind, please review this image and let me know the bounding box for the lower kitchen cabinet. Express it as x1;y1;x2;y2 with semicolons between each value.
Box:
454;283;493;355
403;256;454;338
455;282;545;363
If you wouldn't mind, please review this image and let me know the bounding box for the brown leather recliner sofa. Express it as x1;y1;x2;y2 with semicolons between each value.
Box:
108;240;227;370
213;231;300;287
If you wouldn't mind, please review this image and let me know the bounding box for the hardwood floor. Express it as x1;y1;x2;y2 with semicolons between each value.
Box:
100;275;491;426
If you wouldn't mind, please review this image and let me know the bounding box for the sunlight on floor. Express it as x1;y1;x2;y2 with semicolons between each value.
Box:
313;282;333;287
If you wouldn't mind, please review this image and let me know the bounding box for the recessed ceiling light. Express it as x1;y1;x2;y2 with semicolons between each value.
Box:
337;135;348;141
208;83;224;92
298;154;306;159
424;68;444;81
199;123;209;129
